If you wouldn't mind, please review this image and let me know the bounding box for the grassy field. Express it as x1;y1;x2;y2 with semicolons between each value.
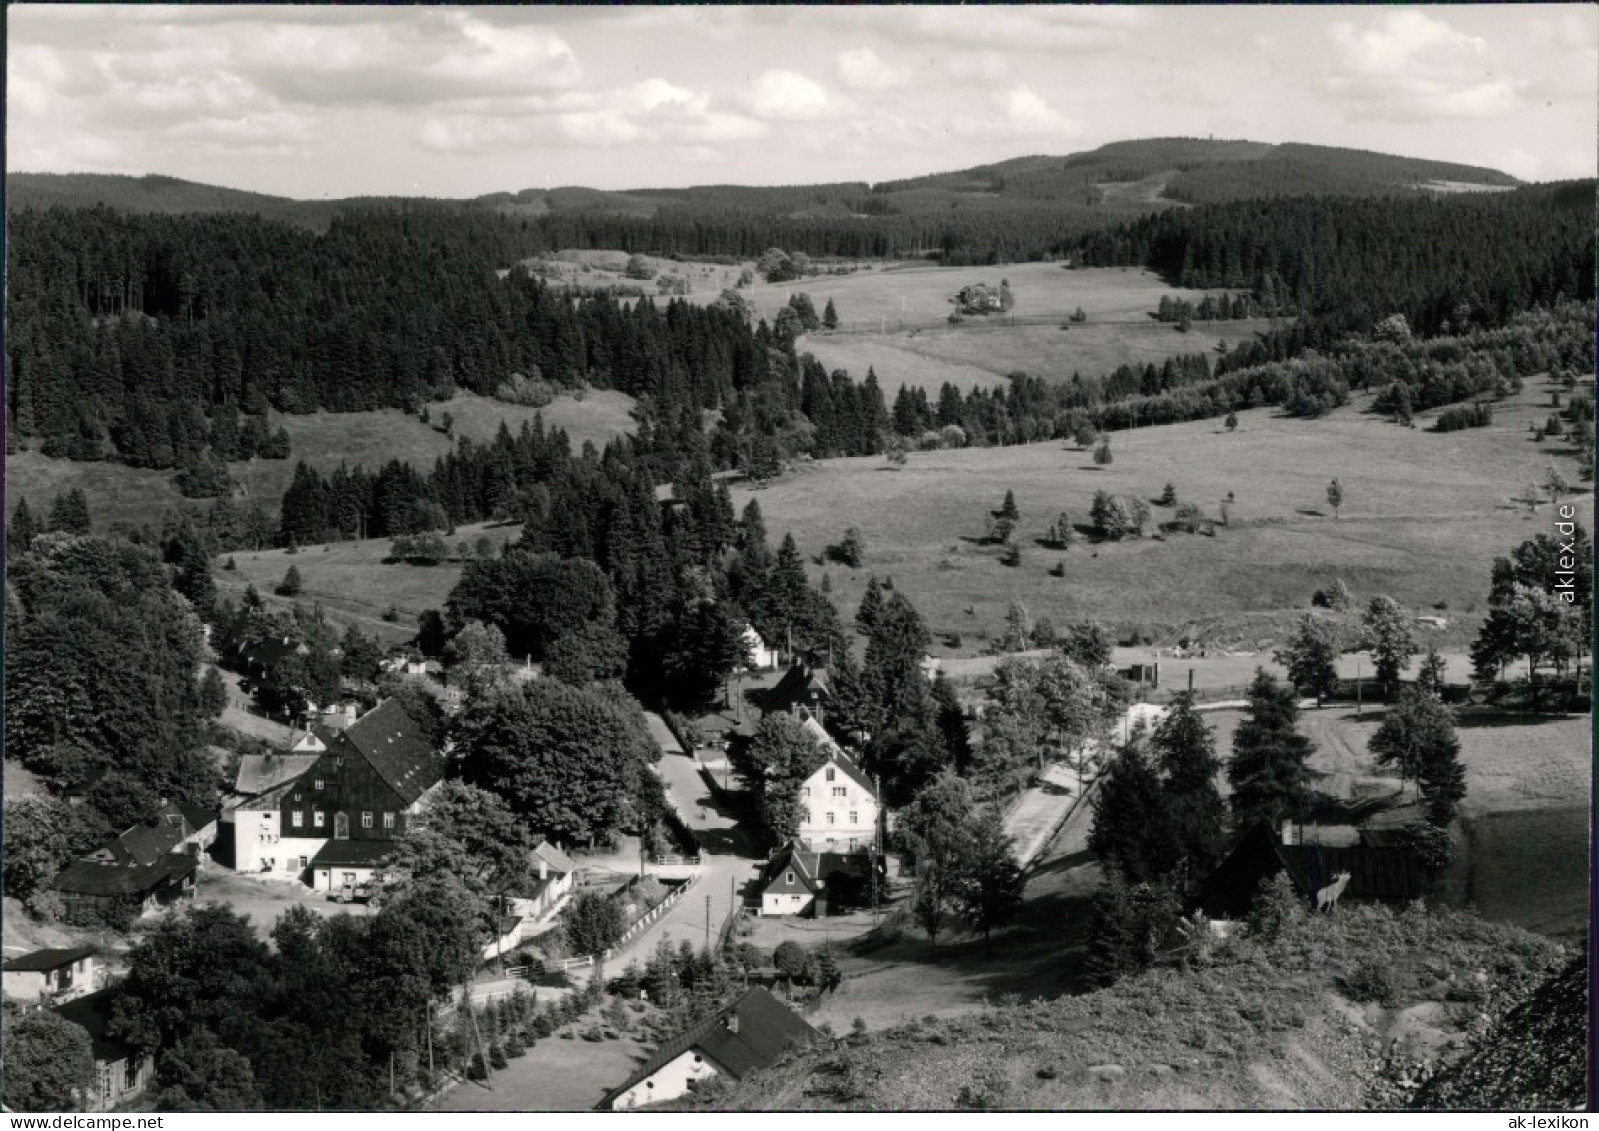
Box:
213;520;524;643
6;391;635;537
801;318;1270;395
733;381;1593;655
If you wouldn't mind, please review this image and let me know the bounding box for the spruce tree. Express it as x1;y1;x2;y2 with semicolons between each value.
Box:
999;490;1019;521
821;297;839;330
856;575;885;634
277;565;303;598
1149;692;1227;883
1226;669;1313;835
8;497;38;557
49;488;92;535
1088;740;1173;884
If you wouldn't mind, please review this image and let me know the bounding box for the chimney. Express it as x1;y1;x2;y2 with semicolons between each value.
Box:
537;856;548;881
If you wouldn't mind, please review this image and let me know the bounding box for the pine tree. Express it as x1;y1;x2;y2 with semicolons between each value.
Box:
998;490;1019;522
1149;692;1227;884
277;565;303;598
8;497;39;557
821;298;839;331
1227;669;1313;835
1273;614;1340;707
1326;478;1343;519
856;576;885;634
1225;411;1238;432
930;671;972;773
1088;740;1173;884
49;488;92;535
1416;648;1448;697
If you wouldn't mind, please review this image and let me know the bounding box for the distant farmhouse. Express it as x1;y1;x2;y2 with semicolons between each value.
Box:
793;717;880;854
53;988;154;1112
758;843;880;917
599;987;817;1110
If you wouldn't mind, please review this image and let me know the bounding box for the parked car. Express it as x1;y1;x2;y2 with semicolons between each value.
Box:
330;881;373;905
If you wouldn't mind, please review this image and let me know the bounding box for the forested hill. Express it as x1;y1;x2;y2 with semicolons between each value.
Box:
8;137;1523;241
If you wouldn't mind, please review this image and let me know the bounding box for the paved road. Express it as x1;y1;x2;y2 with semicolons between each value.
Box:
597;718;763;970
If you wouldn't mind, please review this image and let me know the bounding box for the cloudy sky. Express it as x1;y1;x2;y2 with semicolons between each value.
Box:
8;5;1595;198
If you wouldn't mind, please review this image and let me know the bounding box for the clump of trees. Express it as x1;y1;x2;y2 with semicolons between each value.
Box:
900;774;1024;951
1090;491;1149;540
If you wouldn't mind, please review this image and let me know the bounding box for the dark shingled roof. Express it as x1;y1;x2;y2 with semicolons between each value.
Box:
311;840;397;868
3;946;96;973
765;660;835;716
334;698;443;805
1197;823;1425;919
54;988;133;1063
93;801;204;868
53;854;197;897
760;844;875;897
234;752;320;796
599;987;817;1109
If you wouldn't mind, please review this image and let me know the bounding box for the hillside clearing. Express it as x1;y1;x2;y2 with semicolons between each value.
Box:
734;384;1593;653
6;392;634;537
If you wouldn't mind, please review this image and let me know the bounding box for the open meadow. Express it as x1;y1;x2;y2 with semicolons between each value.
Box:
733;381;1593;656
799;317;1271;395
213;520;524;643
6;390;635;537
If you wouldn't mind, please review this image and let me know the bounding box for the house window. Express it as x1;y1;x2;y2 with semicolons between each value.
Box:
125;1056;142;1089
826;812;835;825
802;787;810;798
299;855;309;870
803;809;811;824
382;812;395;830
850;812;858;824
314;779;323;791
832;787;846;797
313;811;325;829
786;871;795;884
361;812;373;829
291;811;304;829
825;768;836;782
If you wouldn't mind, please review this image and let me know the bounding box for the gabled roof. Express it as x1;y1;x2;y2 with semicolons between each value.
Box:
533;841;576;876
598;987;817;1109
94;801;204;867
805;747;876;799
54;988;133;1063
799;715;844;758
765;660;835;714
759;845;875;897
1197;823;1424;919
3;946;96;973
234;752;320;797
53;853;197;897
311;840;396;868
332;698;443;805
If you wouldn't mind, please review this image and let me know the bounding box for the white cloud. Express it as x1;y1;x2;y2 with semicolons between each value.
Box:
941;51;1011;86
863;7;1148;52
746;70;837;121
951;85;1084;141
1322;10;1518;121
835;47;910;93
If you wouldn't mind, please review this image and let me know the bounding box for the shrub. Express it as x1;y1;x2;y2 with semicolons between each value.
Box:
494;371;557;408
1341;958;1398;1006
467;1054;488;1081
504;1034;526;1058
488;1044;508;1070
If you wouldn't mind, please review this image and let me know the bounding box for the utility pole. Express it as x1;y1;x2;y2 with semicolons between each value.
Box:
1355;654;1363;720
704;893;711;952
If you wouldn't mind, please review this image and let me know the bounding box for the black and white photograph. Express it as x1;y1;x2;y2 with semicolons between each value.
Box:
2;3;1594;1116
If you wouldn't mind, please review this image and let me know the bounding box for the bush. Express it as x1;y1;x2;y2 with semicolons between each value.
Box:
1341;958;1398;1006
504;1034;526;1058
494;371;557;408
467;1054;488;1081
488;1044;508;1070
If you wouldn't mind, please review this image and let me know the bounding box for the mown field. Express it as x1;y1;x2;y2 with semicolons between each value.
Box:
5;390;635;536
800;317;1271;395
213;520;524;644
733;380;1593;656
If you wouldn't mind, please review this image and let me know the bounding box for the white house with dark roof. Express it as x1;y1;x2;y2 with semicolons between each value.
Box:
3;946;99;1008
598;987;817;1110
795;735;880;855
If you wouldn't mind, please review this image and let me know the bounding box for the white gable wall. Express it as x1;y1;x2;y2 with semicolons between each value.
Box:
609;1047;729;1110
796;761;878;854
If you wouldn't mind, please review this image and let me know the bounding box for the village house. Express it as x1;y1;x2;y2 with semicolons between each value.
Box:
740;624;779;671
794;719;880;854
599;987;817;1110
507;841;578;923
765;658;834;723
50;801;213;922
2;946;100;1009
1196;822;1425;920
757;843;879;917
54;989;155;1112
223;698;443;888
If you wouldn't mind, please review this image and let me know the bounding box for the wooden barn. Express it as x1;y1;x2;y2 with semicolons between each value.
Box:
1197;822;1426;920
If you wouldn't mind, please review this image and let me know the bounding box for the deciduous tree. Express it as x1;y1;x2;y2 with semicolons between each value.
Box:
2;1010;97;1112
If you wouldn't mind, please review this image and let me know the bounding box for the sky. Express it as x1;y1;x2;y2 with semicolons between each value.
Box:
8;5;1596;199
